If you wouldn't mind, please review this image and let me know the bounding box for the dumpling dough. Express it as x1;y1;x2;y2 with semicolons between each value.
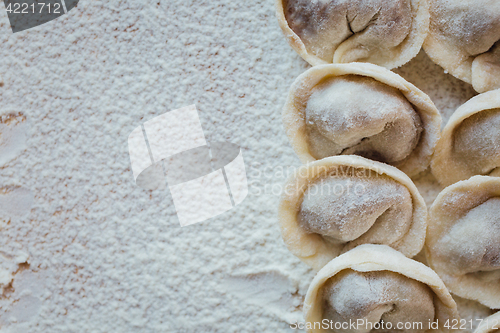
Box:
475;312;500;333
431;90;500;186
304;244;459;333
424;0;500;93
276;0;429;69
306;76;423;163
278;155;427;270
426;176;500;309
282;63;441;177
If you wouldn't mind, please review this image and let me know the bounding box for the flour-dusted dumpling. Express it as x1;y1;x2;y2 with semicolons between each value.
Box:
276;0;430;68
431;90;500;186
304;244;459;333
427;176;500;309
278;155;427;270
475;312;500;333
283;63;441;177
424;0;500;93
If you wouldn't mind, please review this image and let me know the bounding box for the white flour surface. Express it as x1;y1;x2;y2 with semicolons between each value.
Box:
0;0;495;332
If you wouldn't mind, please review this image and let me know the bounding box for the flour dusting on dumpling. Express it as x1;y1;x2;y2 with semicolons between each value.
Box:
432;90;500;186
298;174;413;249
454;109;500;177
277;0;429;68
282;63;441;177
305;75;422;163
285;0;412;63
434;198;500;281
424;0;500;93
303;245;459;333
278;155;427;270
427;176;500;308
322;270;435;333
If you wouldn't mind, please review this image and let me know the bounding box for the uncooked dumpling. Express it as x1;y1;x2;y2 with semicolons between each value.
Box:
304;244;459;333
276;0;430;69
427;176;500;309
278;155;427;270
424;0;500;93
431;90;500;186
282;63;441;177
475;312;500;333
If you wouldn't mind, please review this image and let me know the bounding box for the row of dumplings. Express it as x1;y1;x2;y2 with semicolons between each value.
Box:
274;0;500;330
277;65;500;331
276;0;500;93
279;161;500;331
282;62;500;185
302;244;500;333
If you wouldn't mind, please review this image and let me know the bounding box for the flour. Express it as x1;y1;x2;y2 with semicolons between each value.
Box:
0;112;27;167
0;0;488;332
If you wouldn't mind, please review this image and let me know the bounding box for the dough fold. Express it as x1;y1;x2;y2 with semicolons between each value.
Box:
278;155;427;270
431;90;500;186
474;312;500;333
424;0;500;93
427;176;500;309
276;0;430;69
283;63;441;177
304;244;459;333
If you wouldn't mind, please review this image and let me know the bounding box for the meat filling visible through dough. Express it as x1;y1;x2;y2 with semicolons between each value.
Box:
432;2;500;58
429;0;500;92
321;269;435;333
434;197;500;282
298;173;413;247
453;108;500;176
285;0;413;63
305;75;423;163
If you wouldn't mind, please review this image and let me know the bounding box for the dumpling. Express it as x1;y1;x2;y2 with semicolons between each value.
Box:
424;0;500;93
276;0;429;68
278;155;427;270
282;63;441;177
426;176;500;309
304;244;459;333
431;90;500;186
475;312;500;333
